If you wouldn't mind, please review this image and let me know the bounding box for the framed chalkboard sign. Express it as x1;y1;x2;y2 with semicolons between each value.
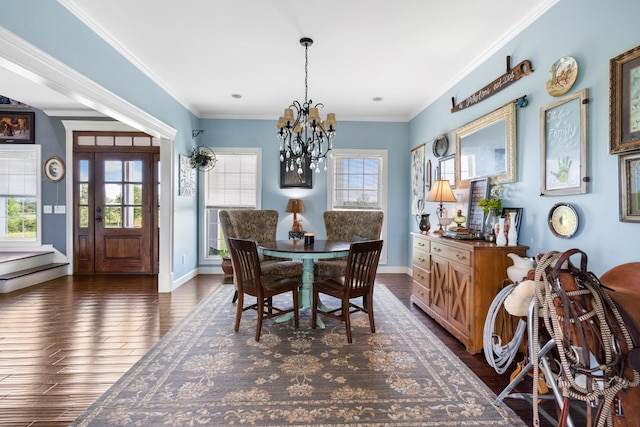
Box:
467;178;489;234
540;88;589;196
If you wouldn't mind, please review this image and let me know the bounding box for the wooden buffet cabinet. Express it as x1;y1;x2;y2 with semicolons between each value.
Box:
411;232;527;354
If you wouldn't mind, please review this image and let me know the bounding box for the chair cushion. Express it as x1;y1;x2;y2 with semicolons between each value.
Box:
261;259;303;278
314;259;347;280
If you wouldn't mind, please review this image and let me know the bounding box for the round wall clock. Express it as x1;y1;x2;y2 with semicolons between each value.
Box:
548;203;579;238
432;134;448;157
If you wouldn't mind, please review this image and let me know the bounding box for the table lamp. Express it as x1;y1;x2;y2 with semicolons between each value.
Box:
286;198;305;232
426;180;457;234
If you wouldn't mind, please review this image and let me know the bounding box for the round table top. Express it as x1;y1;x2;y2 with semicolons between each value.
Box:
259;240;350;254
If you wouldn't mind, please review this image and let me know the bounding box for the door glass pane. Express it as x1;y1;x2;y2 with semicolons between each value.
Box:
124;160;142;182
123;207;142;228
79;160;89;182
79;183;89;205
79;206;89;227
104;207;122;228
104;184;122;205
125;184;142;204
104;161;122;182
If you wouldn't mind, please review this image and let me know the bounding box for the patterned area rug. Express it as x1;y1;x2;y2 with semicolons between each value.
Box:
72;284;525;426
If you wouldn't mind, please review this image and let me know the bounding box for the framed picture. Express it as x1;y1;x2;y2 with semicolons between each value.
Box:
280;156;312;189
178;154;195;197
0;96;29;108
501;207;523;234
609;44;640;154
540;88;588;196
410;144;425;214
0;111;35;143
425;159;432;192
43;157;65;182
439;154;456;188
466;178;488;234
619;151;640;222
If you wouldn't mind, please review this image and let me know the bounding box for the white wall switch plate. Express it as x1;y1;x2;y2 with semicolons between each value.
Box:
43;205;52;214
54;205;66;214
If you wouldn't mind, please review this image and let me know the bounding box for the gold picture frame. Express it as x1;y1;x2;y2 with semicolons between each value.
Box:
609;44;640;154
619;151;640;222
540;88;589;196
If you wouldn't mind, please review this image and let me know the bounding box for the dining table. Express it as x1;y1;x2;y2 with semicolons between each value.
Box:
259;239;351;327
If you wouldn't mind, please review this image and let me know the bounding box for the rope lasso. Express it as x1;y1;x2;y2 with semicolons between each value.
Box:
532;250;640;427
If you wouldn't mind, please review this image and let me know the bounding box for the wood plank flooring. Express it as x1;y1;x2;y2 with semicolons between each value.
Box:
0;273;570;426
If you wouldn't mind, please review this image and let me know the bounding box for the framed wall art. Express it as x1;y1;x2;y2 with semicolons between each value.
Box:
619;151;640;222
0;111;35;143
466;178;488;234
540;88;589;196
609;44;640;154
425;159;432;192
501;207;523;234
178;154;195;197
0;96;29;108
43;157;65;182
280;156;312;189
439;154;456;188
410;144;425;214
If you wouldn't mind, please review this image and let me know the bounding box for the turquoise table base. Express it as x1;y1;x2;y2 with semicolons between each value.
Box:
260;240;350;328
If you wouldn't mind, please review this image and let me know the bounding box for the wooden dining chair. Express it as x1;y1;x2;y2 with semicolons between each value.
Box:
311;239;383;343
228;237;299;341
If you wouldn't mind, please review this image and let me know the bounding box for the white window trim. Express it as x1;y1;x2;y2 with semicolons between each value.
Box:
198;147;262;265
327;149;388;264
0;145;41;248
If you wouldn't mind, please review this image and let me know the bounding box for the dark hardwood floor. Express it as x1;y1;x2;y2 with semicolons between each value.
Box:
0;273;570;426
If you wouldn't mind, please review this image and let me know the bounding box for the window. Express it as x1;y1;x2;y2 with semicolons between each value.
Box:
200;148;261;262
0;145;40;243
328;149;387;262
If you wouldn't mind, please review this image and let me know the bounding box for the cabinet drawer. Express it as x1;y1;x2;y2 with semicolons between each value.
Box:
412;281;430;307
412;249;430;271
412;265;430;287
431;242;471;266
413;236;430;252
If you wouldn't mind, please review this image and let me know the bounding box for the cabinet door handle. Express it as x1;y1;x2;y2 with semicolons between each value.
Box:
456;254;467;260
433;247;441;252
418;242;425;247
418;257;425;263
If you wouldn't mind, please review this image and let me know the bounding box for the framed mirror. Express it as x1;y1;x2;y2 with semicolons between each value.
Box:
455;102;516;189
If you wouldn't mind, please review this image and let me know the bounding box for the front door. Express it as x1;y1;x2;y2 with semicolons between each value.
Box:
74;150;158;274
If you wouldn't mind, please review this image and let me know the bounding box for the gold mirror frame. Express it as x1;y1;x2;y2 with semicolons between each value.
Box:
455;102;516;189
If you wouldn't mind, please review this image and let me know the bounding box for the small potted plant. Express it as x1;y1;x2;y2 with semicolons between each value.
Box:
218;248;233;276
478;184;503;237
189;146;217;171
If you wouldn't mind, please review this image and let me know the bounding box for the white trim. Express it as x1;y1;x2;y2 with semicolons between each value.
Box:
59;0;200;118
61;121;175;290
327;149;388;264
0;26;176;140
198;147;262;265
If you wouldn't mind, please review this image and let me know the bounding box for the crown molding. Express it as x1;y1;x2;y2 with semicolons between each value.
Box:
0;26;176;139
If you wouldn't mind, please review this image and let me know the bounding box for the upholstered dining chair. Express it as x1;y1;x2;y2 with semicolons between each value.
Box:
314;211;384;281
311;239;383;343
219;210;303;302
228;237;299;341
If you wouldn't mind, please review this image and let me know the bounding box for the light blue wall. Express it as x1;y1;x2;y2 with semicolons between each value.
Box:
0;1;200;279
409;0;640;276
201;119;410;268
2;0;639;279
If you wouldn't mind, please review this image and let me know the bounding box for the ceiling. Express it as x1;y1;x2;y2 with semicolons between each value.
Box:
1;0;556;122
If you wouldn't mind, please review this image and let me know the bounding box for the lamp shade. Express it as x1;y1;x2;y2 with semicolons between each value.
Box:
286;198;305;213
426;180;457;203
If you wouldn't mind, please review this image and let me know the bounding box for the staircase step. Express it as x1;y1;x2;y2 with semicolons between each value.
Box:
0;263;69;293
0;251;55;275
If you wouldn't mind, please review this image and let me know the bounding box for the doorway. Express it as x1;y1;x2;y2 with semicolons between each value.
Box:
73;132;159;274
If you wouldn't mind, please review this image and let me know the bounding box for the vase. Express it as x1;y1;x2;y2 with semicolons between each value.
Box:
495;218;507;246
484;209;498;237
221;258;233;276
415;213;431;234
507;212;518;246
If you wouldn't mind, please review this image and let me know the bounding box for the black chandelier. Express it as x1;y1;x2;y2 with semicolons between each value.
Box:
276;37;337;174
